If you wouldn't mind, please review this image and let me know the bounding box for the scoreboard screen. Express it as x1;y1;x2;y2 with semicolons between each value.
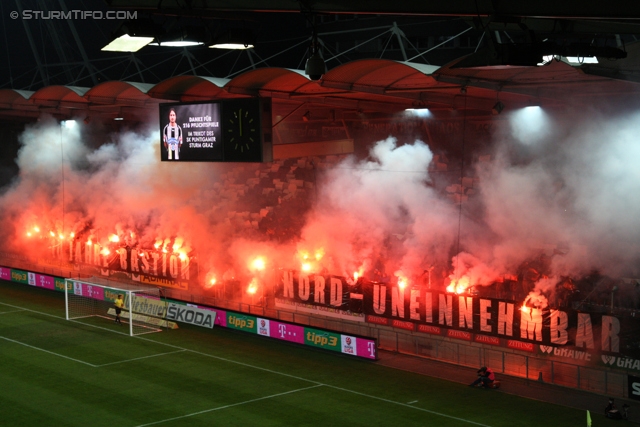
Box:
159;98;272;163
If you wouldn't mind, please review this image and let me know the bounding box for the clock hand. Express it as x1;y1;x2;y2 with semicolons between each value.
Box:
239;108;243;137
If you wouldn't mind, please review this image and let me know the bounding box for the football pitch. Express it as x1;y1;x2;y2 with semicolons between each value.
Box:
0;280;610;426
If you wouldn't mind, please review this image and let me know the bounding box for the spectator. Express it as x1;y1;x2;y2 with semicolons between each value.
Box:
470;366;495;387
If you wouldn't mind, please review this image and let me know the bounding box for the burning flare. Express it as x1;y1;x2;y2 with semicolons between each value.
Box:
447;276;470;294
247;278;258;294
251;257;266;271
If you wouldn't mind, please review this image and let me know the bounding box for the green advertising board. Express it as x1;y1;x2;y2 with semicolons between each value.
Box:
304;327;341;352
54;278;70;293
226;313;257;333
10;269;29;285
103;287;124;303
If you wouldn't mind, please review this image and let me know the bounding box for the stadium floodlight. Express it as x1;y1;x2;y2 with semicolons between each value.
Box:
150;26;207;47
102;34;154;52
102;20;160;52
64;277;166;336
209;28;255;50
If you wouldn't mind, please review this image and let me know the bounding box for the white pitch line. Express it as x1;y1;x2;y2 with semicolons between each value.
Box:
327;384;492;427
0;335;98;367
0;301;182;367
0;301;493;427
0;309;26;315
0;301;66;319
137;336;324;385
134;337;493;427
96;349;186;367
408;400;418;404
134;384;324;427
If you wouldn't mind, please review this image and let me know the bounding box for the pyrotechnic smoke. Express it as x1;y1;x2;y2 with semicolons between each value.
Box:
297;137;459;282
481;107;640;280
1;105;639;303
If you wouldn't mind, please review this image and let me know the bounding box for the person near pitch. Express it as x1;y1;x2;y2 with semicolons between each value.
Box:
470;366;495;387
114;294;124;324
163;108;182;160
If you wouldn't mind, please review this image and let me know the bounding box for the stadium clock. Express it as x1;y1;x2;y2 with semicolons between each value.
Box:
227;107;258;154
222;99;265;162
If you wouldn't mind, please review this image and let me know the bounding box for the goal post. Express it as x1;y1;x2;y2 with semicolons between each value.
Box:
64;277;166;336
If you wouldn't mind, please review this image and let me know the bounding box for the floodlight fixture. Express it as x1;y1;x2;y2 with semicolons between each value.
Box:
151;40;204;47
102;20;160;52
150;26;207;48
565;56;599;64
102;34;154;52
305;52;326;81
404;108;432;118
209;29;255;50
304;15;326;81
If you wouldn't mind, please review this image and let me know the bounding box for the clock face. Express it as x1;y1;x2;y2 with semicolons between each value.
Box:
228;107;257;153
224;101;263;162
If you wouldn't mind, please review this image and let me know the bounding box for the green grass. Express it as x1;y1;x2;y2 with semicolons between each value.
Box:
0;280;621;426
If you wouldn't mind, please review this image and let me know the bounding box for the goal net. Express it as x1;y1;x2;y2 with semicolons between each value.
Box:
64;277;167;336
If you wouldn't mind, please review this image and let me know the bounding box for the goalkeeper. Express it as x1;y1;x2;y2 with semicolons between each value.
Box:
114;294;124;324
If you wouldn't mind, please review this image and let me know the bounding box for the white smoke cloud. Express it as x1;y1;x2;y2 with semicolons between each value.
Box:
298;137;459;282
1;105;639;303
480;107;640;279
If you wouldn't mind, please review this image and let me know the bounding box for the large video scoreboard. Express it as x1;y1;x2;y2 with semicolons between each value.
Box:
159;97;272;162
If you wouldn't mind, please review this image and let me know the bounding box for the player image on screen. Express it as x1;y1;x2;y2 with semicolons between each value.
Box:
163;108;182;160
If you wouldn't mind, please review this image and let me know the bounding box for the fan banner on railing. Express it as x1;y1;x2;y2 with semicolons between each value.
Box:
275;269;640;366
38;243;196;290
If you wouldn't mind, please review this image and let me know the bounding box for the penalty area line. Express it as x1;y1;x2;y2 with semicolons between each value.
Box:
96;349;187;367
0;335;98;367
0;309;27;315
134;384;324;427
